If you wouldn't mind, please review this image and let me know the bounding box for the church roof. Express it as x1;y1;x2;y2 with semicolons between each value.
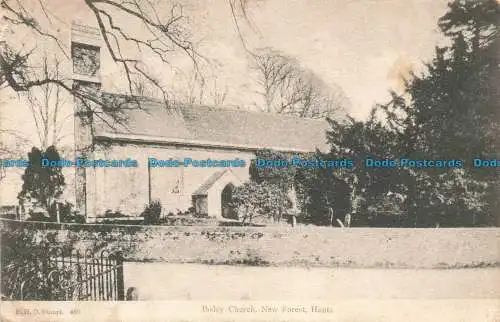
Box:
94;93;332;152
192;170;228;196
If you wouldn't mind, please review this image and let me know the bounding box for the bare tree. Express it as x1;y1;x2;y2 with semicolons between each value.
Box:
250;48;350;118
169;68;228;106
0;0;254;126
21;57;73;150
172;68;206;105
210;78;228;106
130;76;163;99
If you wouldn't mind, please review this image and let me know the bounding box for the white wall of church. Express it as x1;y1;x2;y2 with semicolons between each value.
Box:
88;141;254;219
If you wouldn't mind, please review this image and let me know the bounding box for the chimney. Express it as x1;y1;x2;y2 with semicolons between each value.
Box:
71;22;102;218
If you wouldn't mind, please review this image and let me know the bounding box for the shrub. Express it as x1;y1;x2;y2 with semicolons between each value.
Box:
101;209;137;225
26;201;84;223
230;181;289;225
1;227;78;300
142;200;162;225
175;209;188;216
55;201;85;223
27;211;53;222
103;209;127;218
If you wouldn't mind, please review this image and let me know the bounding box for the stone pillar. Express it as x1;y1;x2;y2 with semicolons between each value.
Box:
71;22;101;220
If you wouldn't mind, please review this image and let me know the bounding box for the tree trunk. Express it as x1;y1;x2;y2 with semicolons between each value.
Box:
56;202;60;223
241;207;248;225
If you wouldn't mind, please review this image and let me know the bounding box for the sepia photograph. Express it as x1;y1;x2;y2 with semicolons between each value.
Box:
0;0;499;321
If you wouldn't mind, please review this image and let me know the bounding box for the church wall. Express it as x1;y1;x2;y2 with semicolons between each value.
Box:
90;144;149;219
88;141;255;219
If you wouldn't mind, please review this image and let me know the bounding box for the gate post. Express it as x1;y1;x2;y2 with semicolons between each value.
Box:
116;252;125;300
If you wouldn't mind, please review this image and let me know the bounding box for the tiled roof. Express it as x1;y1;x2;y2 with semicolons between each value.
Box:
94;93;332;152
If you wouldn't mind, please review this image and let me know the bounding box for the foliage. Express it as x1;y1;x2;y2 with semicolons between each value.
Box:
249;149;301;222
55;201;85;224
289;111;404;226
361;0;500;226
230;181;290;224
27;201;84;223
326;113;403;224
142;200;162;225
103;209;127;218
378;0;499;226
250;149;353;225
295;163;352;225
27;211;52;222
17;146;65;212
300;0;500;227
0;227;77;300
250;149;297;188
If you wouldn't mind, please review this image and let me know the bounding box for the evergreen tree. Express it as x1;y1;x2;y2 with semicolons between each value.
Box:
324;111;404;226
18;146;65;214
381;0;499;226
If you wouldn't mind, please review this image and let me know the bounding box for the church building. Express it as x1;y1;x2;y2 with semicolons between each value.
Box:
70;23;332;222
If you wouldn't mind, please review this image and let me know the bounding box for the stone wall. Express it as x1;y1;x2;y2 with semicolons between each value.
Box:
2;220;499;268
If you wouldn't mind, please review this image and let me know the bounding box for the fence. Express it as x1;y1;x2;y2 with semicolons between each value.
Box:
16;246;125;301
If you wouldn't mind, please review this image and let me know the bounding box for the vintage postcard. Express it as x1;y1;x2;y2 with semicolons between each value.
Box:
0;0;499;321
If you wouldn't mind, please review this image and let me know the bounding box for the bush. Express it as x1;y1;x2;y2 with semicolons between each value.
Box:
56;201;85;223
27;211;53;222
100;209;137;225
26;201;84;223
1;227;78;300
103;209;127;218
142;200;162;225
230;181;289;224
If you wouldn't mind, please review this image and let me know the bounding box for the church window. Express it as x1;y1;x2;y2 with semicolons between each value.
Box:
170;162;184;194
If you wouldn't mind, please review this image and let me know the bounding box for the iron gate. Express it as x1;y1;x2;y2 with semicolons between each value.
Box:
18;246;125;301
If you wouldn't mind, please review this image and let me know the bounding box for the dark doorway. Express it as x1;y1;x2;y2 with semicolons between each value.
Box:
221;183;236;219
